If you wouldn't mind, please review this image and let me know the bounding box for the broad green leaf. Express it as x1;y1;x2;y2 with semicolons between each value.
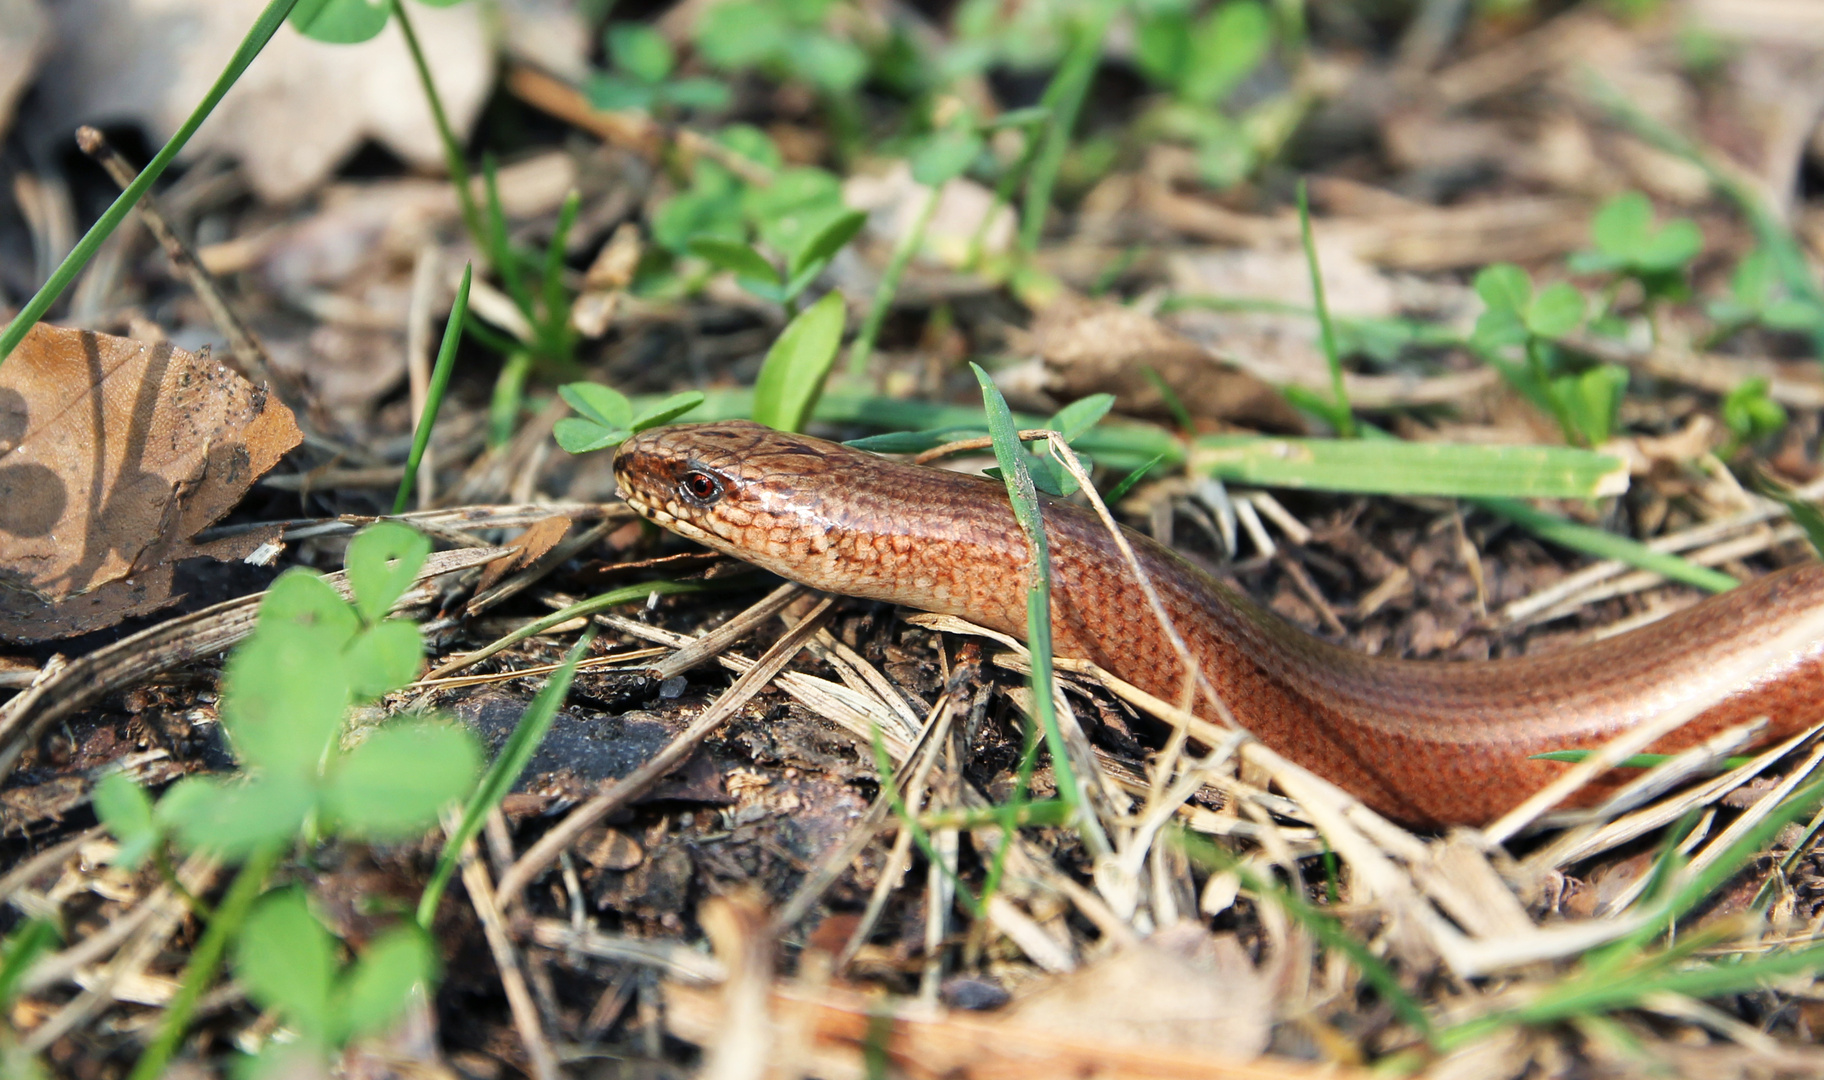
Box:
1636;218;1702;272
1473;263;1531;312
1182;0;1271;106
660;77;734;111
237;888;337;1041
1135;11;1192;88
631;390;707;430
1045;394;1115;442
607;23;675;84
553;418;627;454
1730;249;1773;309
752;291;846;432
289;0;390;44
651;188;745;253
161;773;318;858
1525;282;1585;339
794;32;868;92
787;209;866;278
94;773;159;870
558;382;634;434
334;926;437;1043
911;130;983;187
0;918;59;1008
1553;365;1627;446
695;1;790;68
1592;192;1654;256
1763;298;1824;332
688;237;780;283
322;722;482;838
259;569;360;647
345;522;430;625
586;75;658;113
346;619;424;701
221;621;353;772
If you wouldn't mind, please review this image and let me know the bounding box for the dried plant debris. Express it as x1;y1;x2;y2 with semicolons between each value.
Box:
0;323;300;640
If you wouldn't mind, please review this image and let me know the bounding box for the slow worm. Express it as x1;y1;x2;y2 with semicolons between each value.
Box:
613;421;1824;825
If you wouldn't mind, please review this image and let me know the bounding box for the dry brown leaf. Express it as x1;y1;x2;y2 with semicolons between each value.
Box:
474;514;572;595
0;323;300;641
1026;296;1306;432
999;925;1272;1060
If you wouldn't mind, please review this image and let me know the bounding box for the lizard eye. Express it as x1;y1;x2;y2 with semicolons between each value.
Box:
679;470;723;504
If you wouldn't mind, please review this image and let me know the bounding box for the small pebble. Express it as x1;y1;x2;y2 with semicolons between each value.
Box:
658;675;688;699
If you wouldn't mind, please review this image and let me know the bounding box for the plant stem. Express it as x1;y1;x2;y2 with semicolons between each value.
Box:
1019;0;1116;254
0;0;301;368
848;185;940;376
130;845;280;1080
391;0;486;254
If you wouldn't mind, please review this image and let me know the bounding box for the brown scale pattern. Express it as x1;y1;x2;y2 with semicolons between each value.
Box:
615;422;1824;825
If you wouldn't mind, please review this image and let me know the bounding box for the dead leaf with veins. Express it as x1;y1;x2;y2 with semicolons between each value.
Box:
0;323;301;641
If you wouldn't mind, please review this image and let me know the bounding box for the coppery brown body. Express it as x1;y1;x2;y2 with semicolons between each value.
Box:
614;421;1824;825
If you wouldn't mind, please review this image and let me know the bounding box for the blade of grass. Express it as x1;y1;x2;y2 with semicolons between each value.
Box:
425;578;721;679
1176;830;1435;1044
848;187;940;376
0;0;302;368
418;631;592;925
1296;178;1354;436
538;190;581;365
971;363;1102;850
1190;436;1629;500
1474;496;1737;593
394;264;470;514
1019;0;1118;254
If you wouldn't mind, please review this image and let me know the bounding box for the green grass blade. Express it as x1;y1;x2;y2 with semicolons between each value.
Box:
1190;436;1628;500
418;631;592;925
1019;0;1117;254
390;0;485;252
1296;178;1354;436
970;363;1089;839
0;0;302;368
394;264;471;514
848;188;939;376
1474;497;1737;593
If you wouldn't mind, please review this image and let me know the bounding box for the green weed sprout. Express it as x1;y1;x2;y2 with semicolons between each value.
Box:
589;23;732;113
232;887;437;1076
89;522;481;1078
1133;0;1275;188
1471;262;1625;447
1570;191;1703;314
1707;248;1824;341
553;386;706;453
96;522;481;861
1719;377;1787;458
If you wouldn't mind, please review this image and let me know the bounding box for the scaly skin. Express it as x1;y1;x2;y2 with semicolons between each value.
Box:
613;420;1824;825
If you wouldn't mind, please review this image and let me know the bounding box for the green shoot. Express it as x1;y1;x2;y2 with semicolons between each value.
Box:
394;263;471;514
419;633;593;925
1295;178;1354;436
235;886;436;1072
970;363;1092;842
